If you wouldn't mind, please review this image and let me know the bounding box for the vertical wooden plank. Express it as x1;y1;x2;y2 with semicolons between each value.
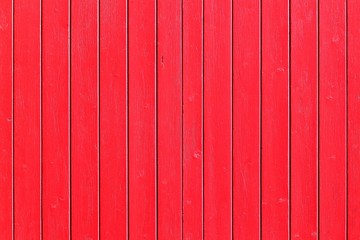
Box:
42;0;70;237
71;0;99;237
290;0;318;238
99;0;126;238
157;0;182;238
261;0;289;238
203;0;232;238
0;0;13;238
319;0;346;238
182;0;203;238
13;0;41;237
232;0;261;238
348;0;360;237
128;0;156;238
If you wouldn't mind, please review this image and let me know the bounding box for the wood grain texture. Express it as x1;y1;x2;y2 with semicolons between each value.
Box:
42;0;70;237
71;0;99;238
14;0;41;237
0;0;13;238
128;0;156;238
182;0;203;238
233;0;261;238
99;0;126;238
261;0;290;238
348;0;360;237
290;0;318;238
203;0;232;238
157;0;182;238
319;0;347;238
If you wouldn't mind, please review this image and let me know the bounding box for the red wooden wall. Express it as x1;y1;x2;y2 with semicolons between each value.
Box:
0;0;359;239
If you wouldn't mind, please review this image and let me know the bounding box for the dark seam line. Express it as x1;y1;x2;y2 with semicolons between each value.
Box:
259;0;263;238
201;0;205;238
317;0;320;238
230;0;234;238
288;0;292;238
97;0;100;237
181;0;184;238
231;0;234;238
125;0;129;238
345;0;349;238
12;0;15;238
155;0;158;238
40;0;43;237
69;0;72;236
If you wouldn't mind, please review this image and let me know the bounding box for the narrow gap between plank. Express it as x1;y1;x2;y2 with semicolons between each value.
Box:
259;0;263;238
180;0;184;238
125;0;130;238
201;0;205;238
68;0;72;237
155;0;158;238
288;0;292;238
97;0;101;237
230;0;234;239
68;0;72;236
316;0;321;237
230;0;234;238
345;0;349;237
40;0;43;237
316;0;320;238
11;0;15;237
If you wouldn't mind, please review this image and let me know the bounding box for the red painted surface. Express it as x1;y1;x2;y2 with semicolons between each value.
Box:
182;0;203;238
262;0;290;238
99;0;126;238
128;0;156;238
157;0;182;238
348;0;360;238
14;0;41;237
42;0;70;237
290;0;318;238
233;0;260;239
203;0;232;238
319;0;347;238
1;0;359;239
71;0;99;238
0;0;12;238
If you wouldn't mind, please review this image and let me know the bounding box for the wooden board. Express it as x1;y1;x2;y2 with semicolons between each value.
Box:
99;0;127;238
157;0;182;238
14;0;41;237
290;0;318;238
203;0;232;238
128;0;156;238
319;0;347;238
232;0;261;238
0;0;13;238
42;0;70;237
348;0;360;237
182;0;203;238
71;0;99;238
261;0;290;238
